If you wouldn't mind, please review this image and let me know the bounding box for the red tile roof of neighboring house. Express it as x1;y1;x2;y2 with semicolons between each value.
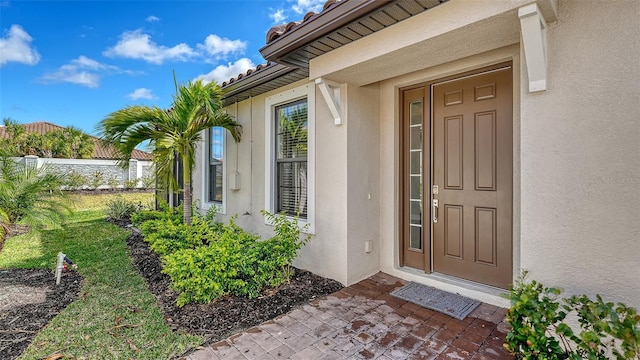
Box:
0;121;153;160
265;0;344;44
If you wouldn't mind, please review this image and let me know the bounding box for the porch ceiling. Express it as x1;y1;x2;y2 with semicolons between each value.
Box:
261;0;448;69
310;5;523;86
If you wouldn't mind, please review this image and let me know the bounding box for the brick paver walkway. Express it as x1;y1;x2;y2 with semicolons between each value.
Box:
183;272;514;359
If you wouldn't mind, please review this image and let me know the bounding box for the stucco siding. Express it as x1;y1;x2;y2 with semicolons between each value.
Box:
346;83;381;284
193;80;350;285
519;0;640;308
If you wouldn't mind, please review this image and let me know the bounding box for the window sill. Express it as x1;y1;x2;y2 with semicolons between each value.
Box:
264;214;315;235
200;201;225;215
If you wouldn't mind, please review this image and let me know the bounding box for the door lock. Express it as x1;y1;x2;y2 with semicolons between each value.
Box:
432;185;439;195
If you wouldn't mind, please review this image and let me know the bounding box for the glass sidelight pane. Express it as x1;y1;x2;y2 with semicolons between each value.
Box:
410;101;422;125
410;225;422;250
410;200;422;225
410;151;421;175
410;175;422;199
410;126;422;150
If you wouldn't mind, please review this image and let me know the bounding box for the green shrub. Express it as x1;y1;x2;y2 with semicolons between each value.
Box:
144;217;219;257
87;170;104;190
65;170;86;190
105;197;140;221
106;176;120;189
141;173;156;189
131;202;181;227
161;212;310;306
505;271;640;360
124;179;138;189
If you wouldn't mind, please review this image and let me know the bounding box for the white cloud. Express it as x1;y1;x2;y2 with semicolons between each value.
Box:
196;58;255;85
41;56;136;88
0;24;41;66
127;88;156;100
146;15;160;22
197;34;246;58
269;9;287;23
291;0;325;14
104;29;196;64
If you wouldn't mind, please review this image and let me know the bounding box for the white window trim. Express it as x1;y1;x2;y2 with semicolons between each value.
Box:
200;128;226;215
265;83;315;234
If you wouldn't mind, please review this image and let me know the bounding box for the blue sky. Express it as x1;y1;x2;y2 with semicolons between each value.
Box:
0;0;324;136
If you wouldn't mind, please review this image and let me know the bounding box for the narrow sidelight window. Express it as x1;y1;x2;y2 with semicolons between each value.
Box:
275;99;308;218
208;126;224;203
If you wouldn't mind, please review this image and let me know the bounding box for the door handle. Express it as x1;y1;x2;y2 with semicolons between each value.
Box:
432;199;439;223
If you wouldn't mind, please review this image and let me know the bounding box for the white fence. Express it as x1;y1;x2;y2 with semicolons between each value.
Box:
15;155;154;189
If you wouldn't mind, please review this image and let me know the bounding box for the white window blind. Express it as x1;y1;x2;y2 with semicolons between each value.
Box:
275;99;308;218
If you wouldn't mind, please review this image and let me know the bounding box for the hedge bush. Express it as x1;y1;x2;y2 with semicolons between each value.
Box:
134;208;310;306
505;271;639;359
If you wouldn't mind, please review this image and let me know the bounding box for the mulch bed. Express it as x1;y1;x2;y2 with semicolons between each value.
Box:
0;269;82;360
0;219;343;359
123;223;344;342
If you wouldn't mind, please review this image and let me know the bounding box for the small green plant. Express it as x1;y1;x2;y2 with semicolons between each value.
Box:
131;201;181;226
87;170;104;190
105;197;139;221
65;170;86;190
141;173;156;189
0;208;9;247
106;176;120;189
505;271;640;359
124;179;139;189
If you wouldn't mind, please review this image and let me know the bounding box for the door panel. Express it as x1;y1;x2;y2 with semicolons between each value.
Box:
400;87;429;270
432;67;513;289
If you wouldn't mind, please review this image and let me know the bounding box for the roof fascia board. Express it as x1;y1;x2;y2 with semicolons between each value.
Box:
222;63;298;99
259;0;389;63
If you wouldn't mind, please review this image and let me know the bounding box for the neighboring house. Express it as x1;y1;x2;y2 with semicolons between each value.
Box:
192;0;639;308
0;121;154;188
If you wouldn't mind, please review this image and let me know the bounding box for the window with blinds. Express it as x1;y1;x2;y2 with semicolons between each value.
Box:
275;99;308;218
208;127;224;203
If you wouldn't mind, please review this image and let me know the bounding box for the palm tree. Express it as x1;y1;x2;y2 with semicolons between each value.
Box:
98;78;241;225
0;155;68;229
0;208;9;248
63;126;94;159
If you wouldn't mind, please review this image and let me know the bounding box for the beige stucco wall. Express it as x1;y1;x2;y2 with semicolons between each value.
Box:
345;83;382;284
519;0;640;309
193;80;351;285
313;0;639;308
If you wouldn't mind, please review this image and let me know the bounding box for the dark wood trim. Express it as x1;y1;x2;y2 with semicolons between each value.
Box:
399;86;429;271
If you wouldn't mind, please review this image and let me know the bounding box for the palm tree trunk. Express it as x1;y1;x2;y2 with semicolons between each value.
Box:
182;152;192;225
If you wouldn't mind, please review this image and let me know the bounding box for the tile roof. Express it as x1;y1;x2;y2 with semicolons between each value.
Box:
219;0;345;98
0;121;153;160
265;0;344;44
221;61;276;87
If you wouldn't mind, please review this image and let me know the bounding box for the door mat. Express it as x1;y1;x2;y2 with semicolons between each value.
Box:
390;282;480;320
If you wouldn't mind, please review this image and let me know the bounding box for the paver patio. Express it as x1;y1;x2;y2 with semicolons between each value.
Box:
183;272;513;359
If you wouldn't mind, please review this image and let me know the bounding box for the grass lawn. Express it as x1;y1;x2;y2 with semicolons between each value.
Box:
68;191;155;211
0;199;202;359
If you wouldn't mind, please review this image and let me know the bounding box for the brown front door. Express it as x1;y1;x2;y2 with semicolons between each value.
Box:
432;66;513;289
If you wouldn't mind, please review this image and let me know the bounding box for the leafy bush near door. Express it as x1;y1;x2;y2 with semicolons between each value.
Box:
134;208;310;306
505;271;639;359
